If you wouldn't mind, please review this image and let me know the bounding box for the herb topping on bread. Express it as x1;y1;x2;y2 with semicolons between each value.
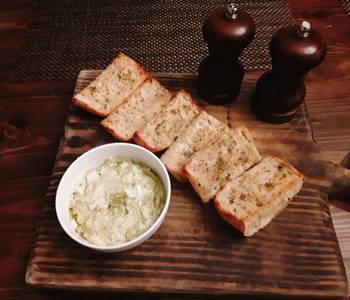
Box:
184;126;261;203
214;156;303;237
101;77;171;141
73;53;149;116
134;90;201;152
161;111;226;182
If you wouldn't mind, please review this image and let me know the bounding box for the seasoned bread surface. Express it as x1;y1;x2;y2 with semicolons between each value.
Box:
101;78;171;141
183;126;261;203
214;156;303;237
161;111;226;182
134;90;201;152
73;53;148;116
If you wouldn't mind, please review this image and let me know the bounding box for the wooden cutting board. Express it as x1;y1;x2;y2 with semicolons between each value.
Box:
26;71;349;298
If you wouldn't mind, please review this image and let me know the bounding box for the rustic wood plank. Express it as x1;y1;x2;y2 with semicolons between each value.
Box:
0;176;49;292
331;205;350;290
1;1;350;299
25;70;348;298
0;95;71;179
0;81;75;97
290;0;350;151
306;79;350;150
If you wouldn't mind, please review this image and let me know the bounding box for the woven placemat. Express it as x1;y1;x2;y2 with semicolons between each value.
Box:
14;0;294;81
340;0;350;15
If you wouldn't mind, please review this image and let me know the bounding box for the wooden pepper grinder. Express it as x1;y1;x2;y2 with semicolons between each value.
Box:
251;21;327;123
198;3;255;104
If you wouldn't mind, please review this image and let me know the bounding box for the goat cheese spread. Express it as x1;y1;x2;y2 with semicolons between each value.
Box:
69;157;165;246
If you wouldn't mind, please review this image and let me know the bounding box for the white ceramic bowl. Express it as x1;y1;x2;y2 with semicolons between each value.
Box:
56;143;171;252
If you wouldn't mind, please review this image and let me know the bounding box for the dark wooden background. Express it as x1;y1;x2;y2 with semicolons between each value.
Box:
1;0;350;299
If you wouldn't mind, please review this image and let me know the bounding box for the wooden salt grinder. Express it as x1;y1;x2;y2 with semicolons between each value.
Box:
251;21;327;123
198;3;255;104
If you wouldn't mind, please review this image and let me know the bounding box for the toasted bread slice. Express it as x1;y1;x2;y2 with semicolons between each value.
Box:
161;111;227;182
183;126;261;203
73;53;149;116
134;90;201;152
101;77;172;141
214;156;303;237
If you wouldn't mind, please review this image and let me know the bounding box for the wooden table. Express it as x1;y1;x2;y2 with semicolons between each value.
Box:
0;1;349;299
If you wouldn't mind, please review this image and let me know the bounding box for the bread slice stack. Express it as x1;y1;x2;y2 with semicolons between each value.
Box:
72;53;304;237
101;77;171;141
214;156;303;237
160;111;227;182
134;90;201;152
183;126;261;203
73;53;148;116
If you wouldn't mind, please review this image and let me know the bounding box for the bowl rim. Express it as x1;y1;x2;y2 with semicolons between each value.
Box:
55;142;171;251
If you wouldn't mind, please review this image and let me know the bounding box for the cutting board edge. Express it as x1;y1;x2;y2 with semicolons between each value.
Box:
25;271;349;298
25;70;349;297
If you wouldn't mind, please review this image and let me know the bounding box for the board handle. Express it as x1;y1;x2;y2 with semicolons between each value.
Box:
329;152;350;200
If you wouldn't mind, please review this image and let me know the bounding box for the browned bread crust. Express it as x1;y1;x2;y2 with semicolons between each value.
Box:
133;133;159;153
214;156;304;237
73;53;149;117
101;77;171;141
134;90;201;153
183;126;261;203
160;111;227;182
72;97;106;117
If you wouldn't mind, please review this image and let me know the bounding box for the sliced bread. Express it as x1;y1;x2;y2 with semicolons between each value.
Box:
101;77;172;141
214;156;303;237
134;90;201;152
161;111;227;182
183;126;261;203
73;53;149;116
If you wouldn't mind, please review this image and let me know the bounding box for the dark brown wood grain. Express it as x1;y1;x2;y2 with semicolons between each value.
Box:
25;71;348;298
1;1;350;300
289;0;350;152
